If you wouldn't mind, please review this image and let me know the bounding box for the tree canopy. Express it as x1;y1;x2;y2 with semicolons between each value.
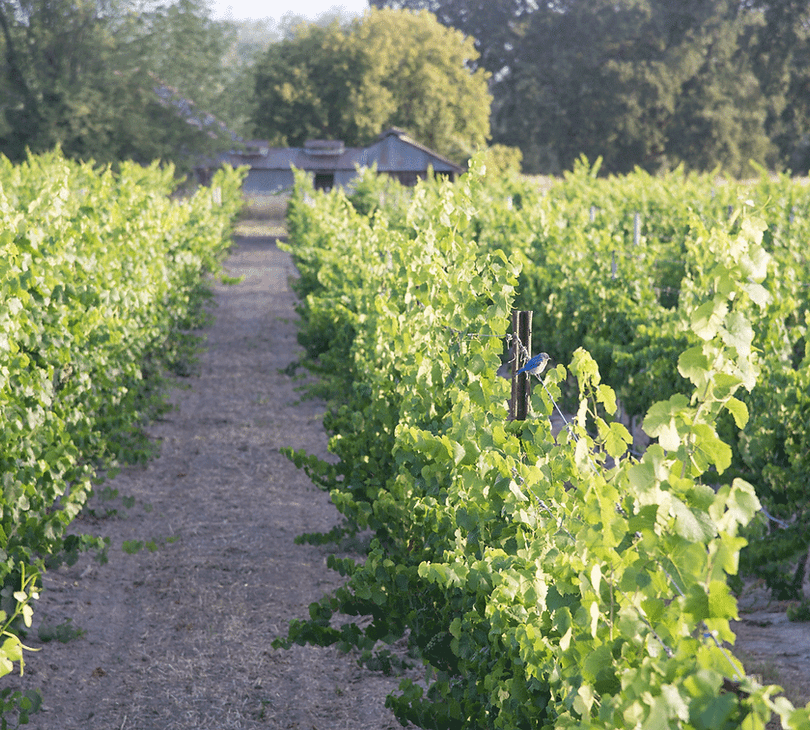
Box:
0;0;247;166
5;0;809;176
251;7;492;161
372;0;810;175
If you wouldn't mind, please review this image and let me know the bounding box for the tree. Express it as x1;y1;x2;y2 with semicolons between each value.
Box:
491;0;663;174
661;3;776;175
498;0;775;175
373;0;795;175
369;0;534;78
747;0;810;172
0;0;239;166
117;0;238;129
251;21;363;149
251;7;491;161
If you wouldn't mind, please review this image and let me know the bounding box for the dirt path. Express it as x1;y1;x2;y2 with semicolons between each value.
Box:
9;234;407;729
733;590;810;712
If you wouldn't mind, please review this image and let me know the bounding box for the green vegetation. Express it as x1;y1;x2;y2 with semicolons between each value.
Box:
252;7;491;161
476;161;810;607
373;0;810;176
6;0;810;176
37;617;85;644
276;164;810;728
0;0;251;166
0;1;491;169
0;150;244;719
348;158;810;608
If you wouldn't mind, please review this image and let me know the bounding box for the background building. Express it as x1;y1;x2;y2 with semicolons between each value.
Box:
208;128;465;193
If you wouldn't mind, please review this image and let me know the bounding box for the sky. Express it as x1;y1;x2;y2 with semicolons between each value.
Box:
211;0;369;21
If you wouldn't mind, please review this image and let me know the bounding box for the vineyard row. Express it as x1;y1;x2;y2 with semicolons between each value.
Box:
276;161;810;730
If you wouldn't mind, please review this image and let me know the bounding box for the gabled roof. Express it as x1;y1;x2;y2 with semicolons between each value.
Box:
370;128;463;173
219;128;464;175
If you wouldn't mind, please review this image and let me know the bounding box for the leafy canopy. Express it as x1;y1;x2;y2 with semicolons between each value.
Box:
275;163;810;730
0;0;245;166
373;0;810;175
252;7;491;161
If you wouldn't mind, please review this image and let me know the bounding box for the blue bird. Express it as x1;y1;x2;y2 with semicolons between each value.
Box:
517;352;550;376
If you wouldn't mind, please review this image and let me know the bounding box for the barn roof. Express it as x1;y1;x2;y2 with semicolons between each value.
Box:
219;128;464;175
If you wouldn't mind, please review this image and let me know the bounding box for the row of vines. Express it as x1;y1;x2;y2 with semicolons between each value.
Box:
349;157;810;609
472;160;810;607
277;160;810;729
0;151;244;722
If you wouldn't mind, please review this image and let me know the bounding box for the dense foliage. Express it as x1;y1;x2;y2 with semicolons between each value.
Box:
372;0;810;176
276;164;810;729
348;159;810;607
0;0;251;166
8;0;810;177
475;161;810;607
252;7;491;161
0;150;244;720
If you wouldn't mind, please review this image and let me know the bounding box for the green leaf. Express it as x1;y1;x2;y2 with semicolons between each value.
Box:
678;346;711;389
573;683;595;716
711;372;744;401
628;445;669;492
583;644;612;681
723;397;748;429
661;684;690;723
596;384;617;415
603;421;632;460
571;347;601;386
643;395;689;451
684;585;710;621
742;281;769;307
709;533;747;577
692;689;739;729
691;299;727;341
122;540;143;555
450;438;466;466
0;636;23;679
708;580;737;620
720;311;754;357
670;496;716;542
712;480;761;533
689;424;732;475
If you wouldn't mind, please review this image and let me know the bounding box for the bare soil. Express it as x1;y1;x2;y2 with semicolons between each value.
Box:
6;214;810;728
732;587;810;711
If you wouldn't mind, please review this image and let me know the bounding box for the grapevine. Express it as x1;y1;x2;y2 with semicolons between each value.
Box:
278;162;810;729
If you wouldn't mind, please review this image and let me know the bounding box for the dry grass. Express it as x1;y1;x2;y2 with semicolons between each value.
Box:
234;193;290;238
240;193;290;220
234;219;287;238
7;234;409;730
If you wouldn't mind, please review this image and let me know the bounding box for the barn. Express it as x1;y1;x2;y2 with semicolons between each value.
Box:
209;128;465;194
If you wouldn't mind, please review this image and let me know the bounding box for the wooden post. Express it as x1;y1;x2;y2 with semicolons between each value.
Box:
633;212;641;246
510;310;532;421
